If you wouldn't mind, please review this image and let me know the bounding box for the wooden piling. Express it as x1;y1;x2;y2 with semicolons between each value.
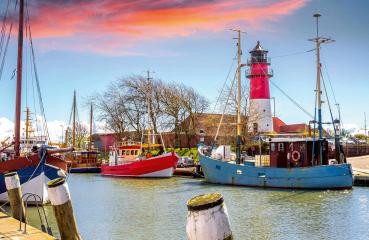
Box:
186;193;233;240
47;178;81;240
4;172;26;222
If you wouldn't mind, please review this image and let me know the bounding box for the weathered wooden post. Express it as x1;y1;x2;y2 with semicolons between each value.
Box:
4;172;26;222
47;178;81;240
186;193;233;240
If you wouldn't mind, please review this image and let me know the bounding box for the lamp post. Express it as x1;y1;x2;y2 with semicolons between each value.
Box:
333;118;341;163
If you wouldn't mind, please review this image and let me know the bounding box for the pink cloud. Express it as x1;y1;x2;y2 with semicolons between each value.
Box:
24;0;308;55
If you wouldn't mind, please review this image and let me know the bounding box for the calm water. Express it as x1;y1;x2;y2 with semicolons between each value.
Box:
23;174;369;239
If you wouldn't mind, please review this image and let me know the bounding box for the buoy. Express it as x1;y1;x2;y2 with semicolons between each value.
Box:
4;172;26;222
47;178;81;240
186;192;233;240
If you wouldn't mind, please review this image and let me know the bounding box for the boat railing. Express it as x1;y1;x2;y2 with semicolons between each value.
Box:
116;141;141;147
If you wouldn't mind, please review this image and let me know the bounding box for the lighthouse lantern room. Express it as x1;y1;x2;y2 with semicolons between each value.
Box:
246;41;273;133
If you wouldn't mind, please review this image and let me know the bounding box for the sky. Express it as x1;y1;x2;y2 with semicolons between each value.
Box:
0;0;369;141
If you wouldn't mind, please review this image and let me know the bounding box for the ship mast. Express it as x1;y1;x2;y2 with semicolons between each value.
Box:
310;13;334;164
14;0;25;157
146;70;154;146
89;103;93;151
72;90;76;148
231;29;246;164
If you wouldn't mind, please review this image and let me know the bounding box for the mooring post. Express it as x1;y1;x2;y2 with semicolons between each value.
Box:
47;178;81;240
186;193;233;240
4;172;26;222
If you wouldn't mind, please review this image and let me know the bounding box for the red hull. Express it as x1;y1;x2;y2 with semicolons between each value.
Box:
0;154;67;173
101;153;178;177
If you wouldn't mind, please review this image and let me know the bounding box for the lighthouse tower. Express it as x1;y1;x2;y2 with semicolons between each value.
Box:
246;41;273;133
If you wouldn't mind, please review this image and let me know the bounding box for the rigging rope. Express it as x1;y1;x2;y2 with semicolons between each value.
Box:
269;78;314;119
212;53;237;113
321;54;343;128
0;0;11;58
214;70;237;141
0;23;12;82
270;48;316;59
26;2;50;142
321;68;335;130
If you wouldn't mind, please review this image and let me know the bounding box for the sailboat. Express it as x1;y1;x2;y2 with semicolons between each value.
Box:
64;92;101;173
0;0;71;203
198;16;353;190
101;72;179;177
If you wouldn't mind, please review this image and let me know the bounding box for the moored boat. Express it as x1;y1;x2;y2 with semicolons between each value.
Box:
199;139;353;189
199;16;353;190
101;141;178;177
0;0;69;204
64;99;101;173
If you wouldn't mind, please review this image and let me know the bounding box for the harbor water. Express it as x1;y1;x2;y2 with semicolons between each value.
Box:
24;174;369;239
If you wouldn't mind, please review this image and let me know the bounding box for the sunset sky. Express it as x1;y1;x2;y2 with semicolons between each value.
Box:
0;0;369;140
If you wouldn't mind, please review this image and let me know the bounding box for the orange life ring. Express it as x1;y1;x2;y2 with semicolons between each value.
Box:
291;150;300;162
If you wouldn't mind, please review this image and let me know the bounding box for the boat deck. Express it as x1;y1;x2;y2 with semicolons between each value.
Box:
0;212;55;240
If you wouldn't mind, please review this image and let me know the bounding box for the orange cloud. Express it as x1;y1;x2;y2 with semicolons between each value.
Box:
24;0;308;54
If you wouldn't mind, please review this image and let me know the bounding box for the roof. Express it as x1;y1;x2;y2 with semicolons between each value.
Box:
280;124;308;133
272;117;286;133
250;41;267;52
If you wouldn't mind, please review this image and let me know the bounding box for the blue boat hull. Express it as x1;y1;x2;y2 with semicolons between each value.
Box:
70;167;101;173
199;153;353;189
0;162;61;203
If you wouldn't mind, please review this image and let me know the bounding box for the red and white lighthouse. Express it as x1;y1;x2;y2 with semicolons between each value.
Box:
246;41;273;133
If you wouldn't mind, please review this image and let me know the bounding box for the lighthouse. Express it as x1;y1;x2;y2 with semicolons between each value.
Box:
246;41;273;133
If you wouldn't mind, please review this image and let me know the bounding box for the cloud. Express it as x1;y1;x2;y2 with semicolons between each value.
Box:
0;116;107;144
0;117;14;141
18;0;308;55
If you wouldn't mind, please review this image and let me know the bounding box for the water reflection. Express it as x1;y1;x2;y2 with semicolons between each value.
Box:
20;174;369;239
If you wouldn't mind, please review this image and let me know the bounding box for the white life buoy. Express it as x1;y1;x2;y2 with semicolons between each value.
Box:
291;150;301;163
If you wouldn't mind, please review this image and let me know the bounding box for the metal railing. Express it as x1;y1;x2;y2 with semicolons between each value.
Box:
19;193;53;236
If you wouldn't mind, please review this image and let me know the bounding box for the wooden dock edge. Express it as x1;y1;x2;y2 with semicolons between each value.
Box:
0;212;55;240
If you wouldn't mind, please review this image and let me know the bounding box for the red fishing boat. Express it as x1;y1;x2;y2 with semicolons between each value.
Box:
101;141;178;177
101;71;179;177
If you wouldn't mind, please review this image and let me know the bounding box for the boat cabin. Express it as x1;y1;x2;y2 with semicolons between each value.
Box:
109;141;165;166
269;138;329;168
65;150;100;168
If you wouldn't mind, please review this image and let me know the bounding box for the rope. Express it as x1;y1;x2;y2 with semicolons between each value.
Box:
269;78;314;119
212;53;237;113
214;71;237;141
0;0;11;58
321;54;343;127
270;48;315;59
0;23;12;82
26;3;50;142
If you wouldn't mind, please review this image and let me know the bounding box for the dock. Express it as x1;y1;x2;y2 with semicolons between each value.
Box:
0;212;55;240
348;155;369;186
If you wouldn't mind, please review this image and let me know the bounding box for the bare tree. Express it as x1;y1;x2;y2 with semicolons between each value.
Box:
65;122;88;148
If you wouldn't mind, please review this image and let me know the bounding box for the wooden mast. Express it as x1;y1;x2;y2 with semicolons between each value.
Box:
89;103;93;151
231;29;246;164
72;90;76;148
14;0;25;157
236;30;242;164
